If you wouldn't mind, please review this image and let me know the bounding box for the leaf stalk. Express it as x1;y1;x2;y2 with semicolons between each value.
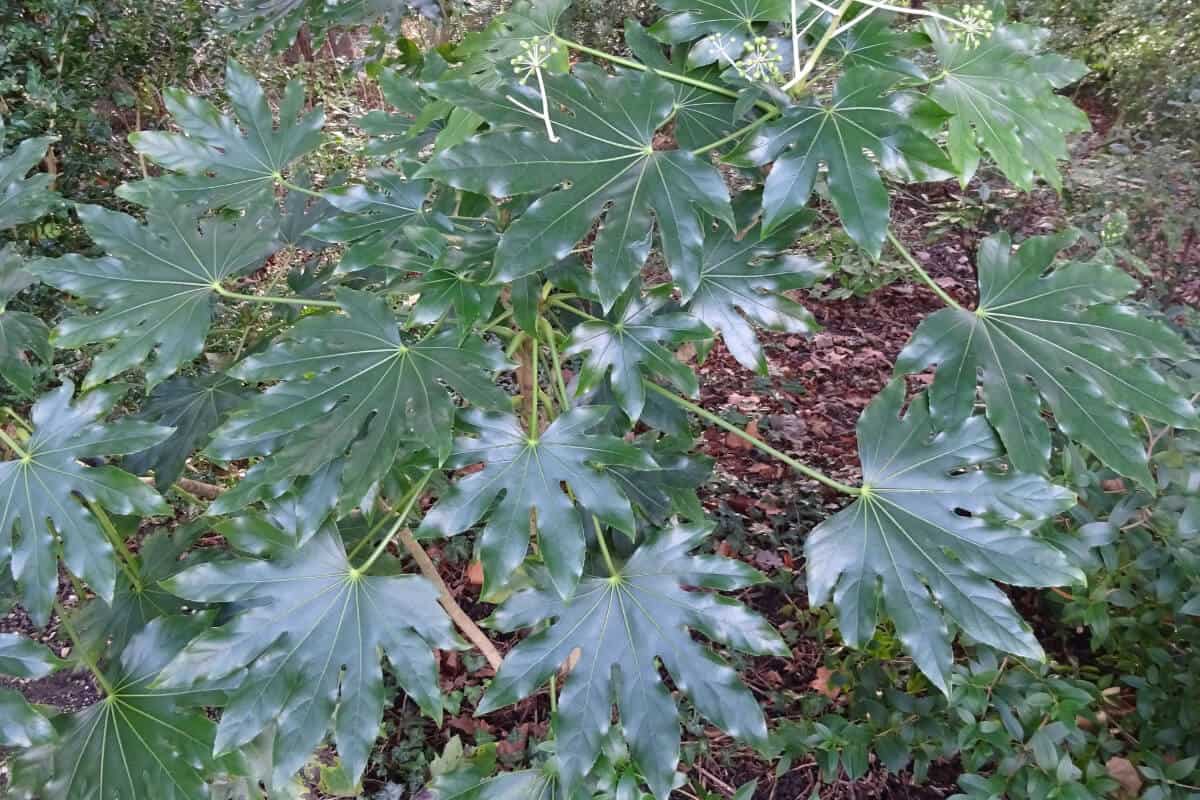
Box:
644;381;861;495
886;230;964;311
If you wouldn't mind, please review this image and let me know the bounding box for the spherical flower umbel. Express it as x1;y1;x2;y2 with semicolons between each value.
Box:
954;3;997;48
735;36;785;86
510;36;560;85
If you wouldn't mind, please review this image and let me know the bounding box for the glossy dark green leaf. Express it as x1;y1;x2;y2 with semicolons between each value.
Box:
128;60;324;208
726;67;949;254
0;688;53;747
419;67;734;308
648;0;789;49
309;169;448;270
826;13;928;79
76;522;209;656
896;232;1198;487
422;740;566;800
479;521;786;800
158;526;459;789
610;435;713;524
624;21;740;152
925;21;1089;190
564;292;708;420
449;0;572;83
806;379;1081;692
32;199;278;389
125;374;250;491
0;633;63;678
684;204;826;373
0;135;58;230
209;289;509;513
0;382;170;624
10;614;238;799
418;406;657;597
0;247;51;395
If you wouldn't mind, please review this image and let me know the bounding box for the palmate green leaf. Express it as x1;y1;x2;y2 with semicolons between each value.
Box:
0;247;51;395
684;201;826;373
32;199;278;389
896;231;1198;488
0;689;53;747
827;13;927;79
449;0;572;83
10;614;239;800
726;67;950;255
209;289;510;514
563;291;708;421
805;379;1081;693
648;0;789;56
925;21;1089;190
479;521;786;800
125;374;251;491
418;406;657;598
127;61;324;209
624;21;740;151
309;169;449;272
0;382;170;625
157;525;459;790
0;633;63;678
0;134;58;230
419;66;735;309
77;522;210;656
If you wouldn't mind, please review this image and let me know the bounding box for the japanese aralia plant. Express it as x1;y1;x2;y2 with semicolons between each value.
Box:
0;0;1193;797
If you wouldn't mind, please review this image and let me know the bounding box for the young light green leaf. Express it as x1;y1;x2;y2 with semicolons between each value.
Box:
479;521;787;800
31;198;278;389
726;67;950;254
0;382;170;624
158;526;459;790
10;614;239;800
563;292;708;420
128;60;324;208
419;67;734;308
925;21;1089;190
208;289;511;513
684;203;826;373
0;135;58;230
806;379;1080;693
417;406;657;598
896;231;1198;487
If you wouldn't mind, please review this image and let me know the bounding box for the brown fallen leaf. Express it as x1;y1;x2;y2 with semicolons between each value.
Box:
466;560;485;587
810;667;841;700
726;419;759;450
1105;756;1142;798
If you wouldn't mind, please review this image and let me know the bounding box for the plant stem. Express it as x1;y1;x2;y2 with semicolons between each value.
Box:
549;673;558;712
592;515;620;578
783;0;856;92
886;230;964;311
529;334;541;434
558;37;778;116
358;471;433;573
689;112;776;157
539;318;571;410
55;600;115;696
87;500;143;593
549;297;601;323
0;427;29;460
644;381;861;495
2;408;31;434
212;283;342;310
